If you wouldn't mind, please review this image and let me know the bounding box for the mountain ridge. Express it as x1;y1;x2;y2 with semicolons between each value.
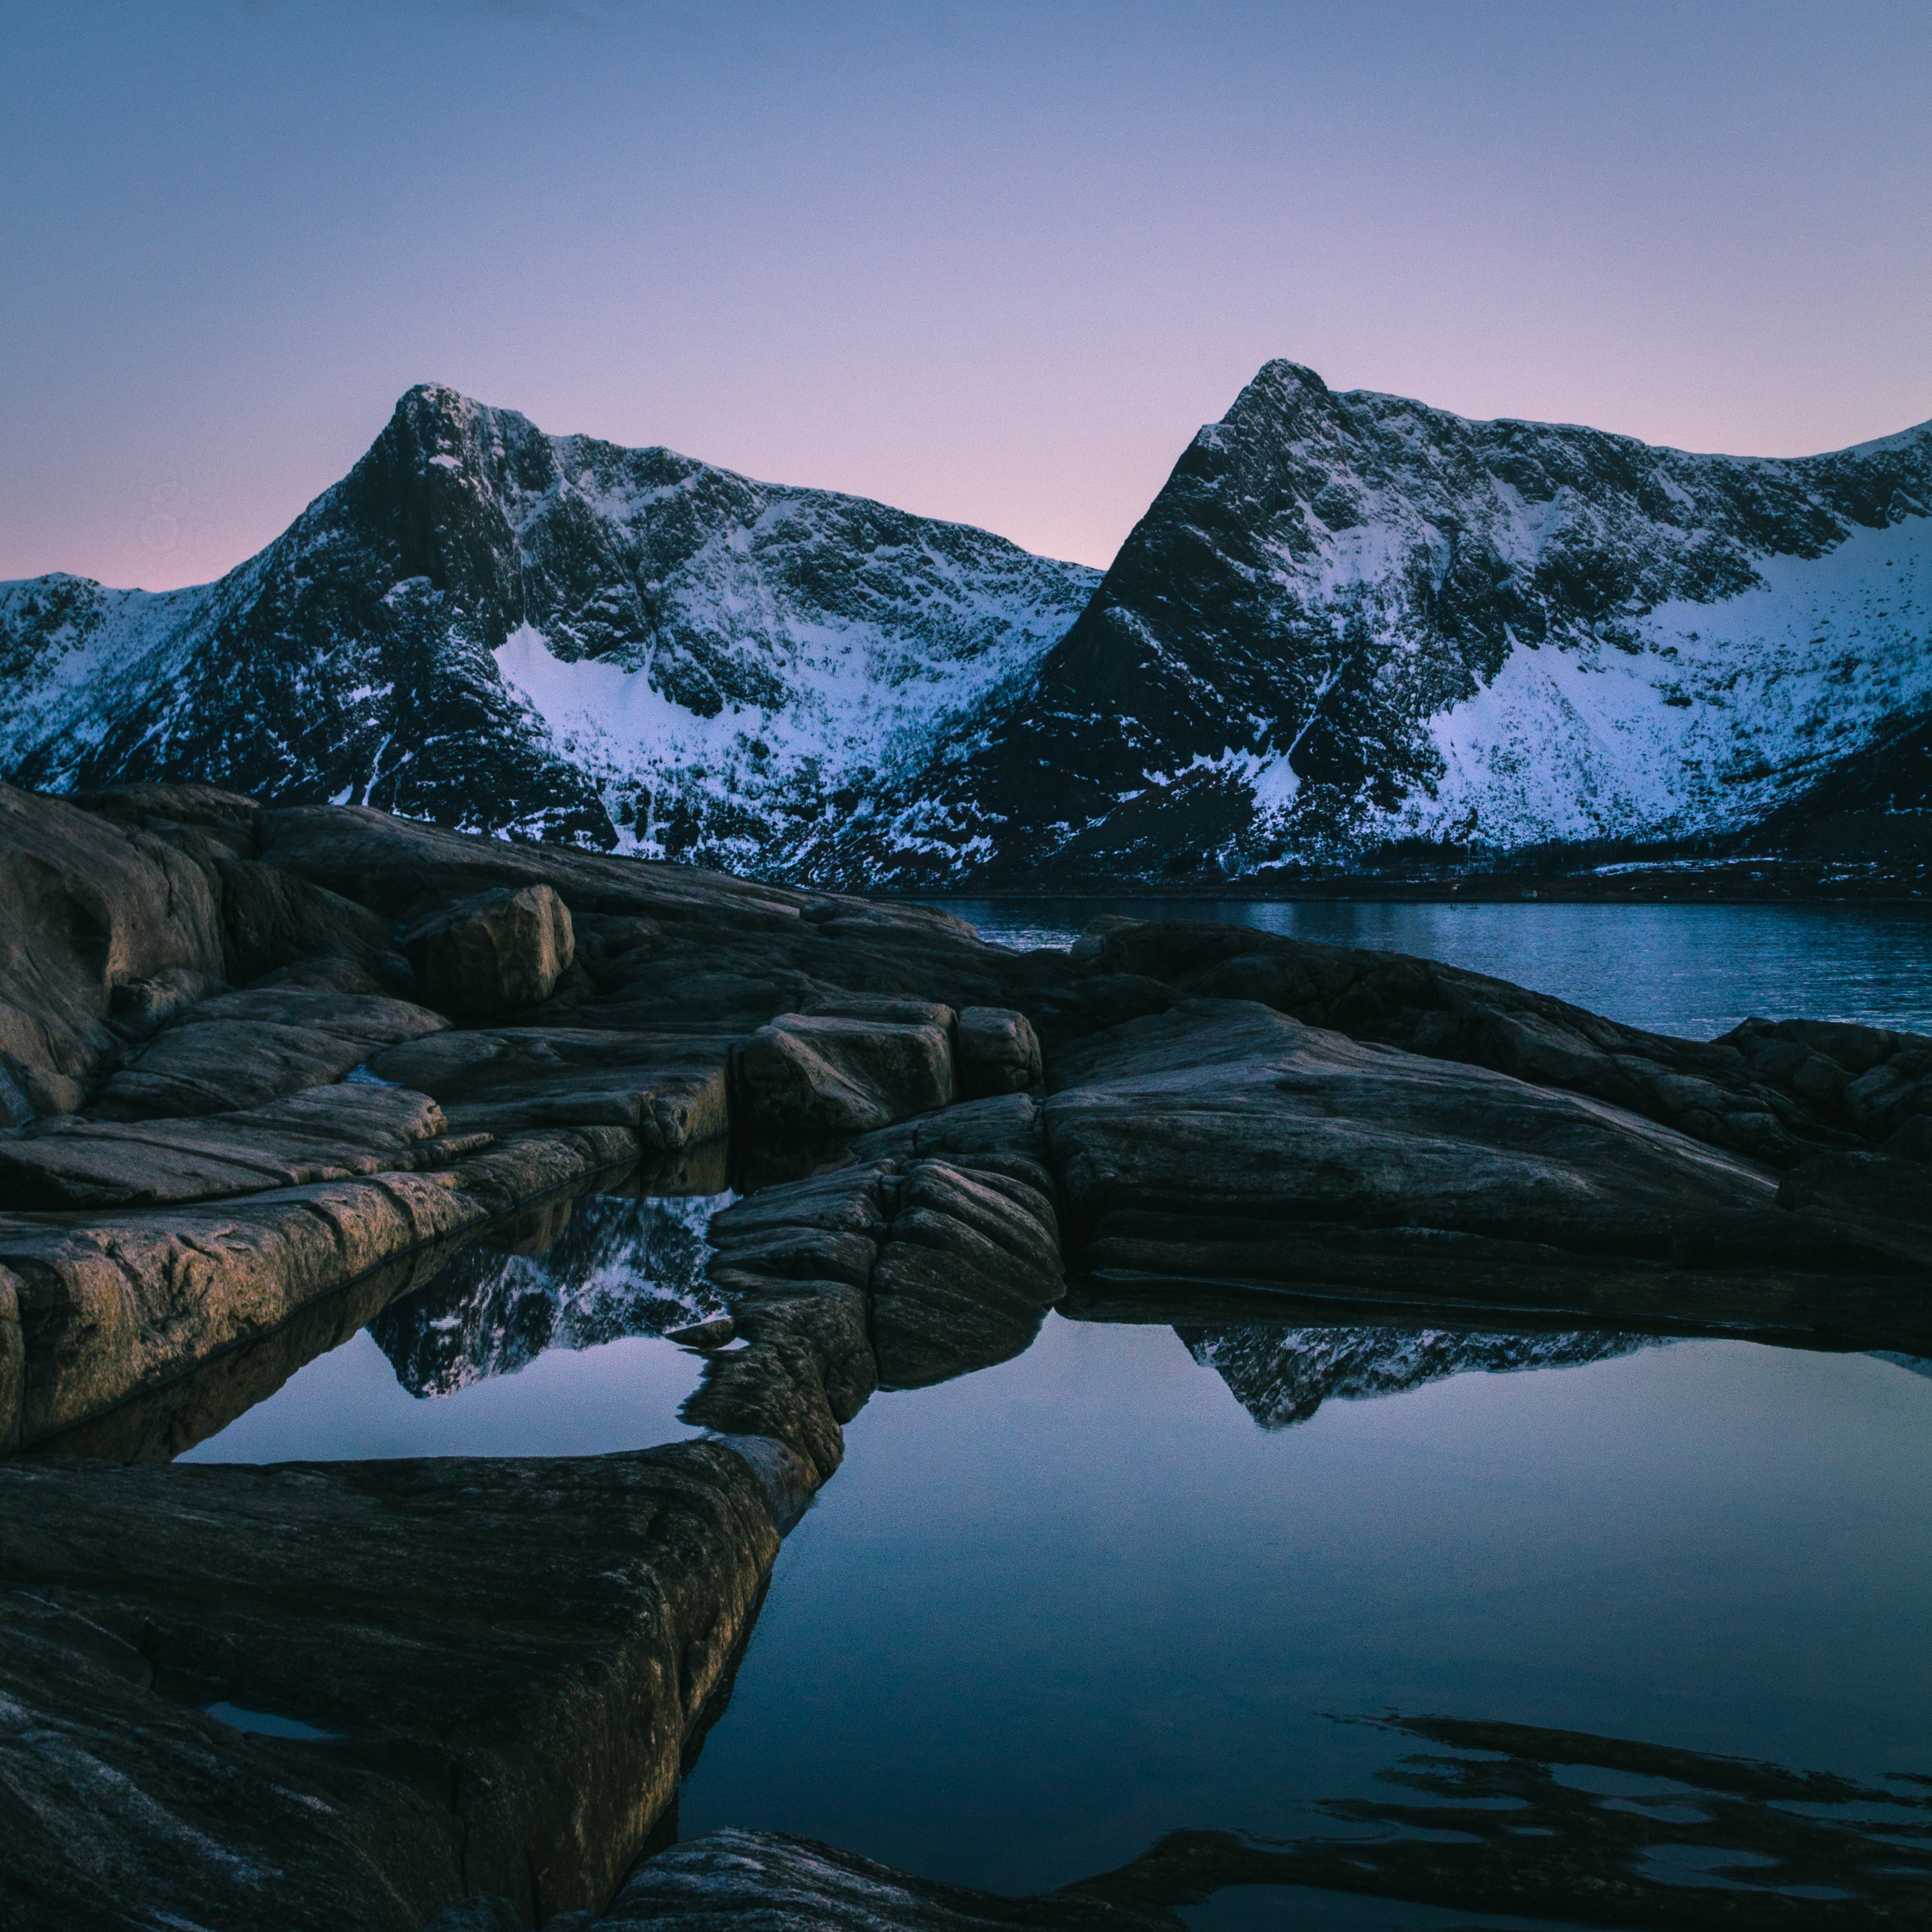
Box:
5;364;1928;891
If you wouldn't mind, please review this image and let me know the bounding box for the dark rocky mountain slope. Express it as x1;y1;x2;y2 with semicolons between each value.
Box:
853;360;1932;885
5;366;1927;888
0;387;1096;867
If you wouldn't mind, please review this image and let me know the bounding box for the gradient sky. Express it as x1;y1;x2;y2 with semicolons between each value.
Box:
3;0;1928;592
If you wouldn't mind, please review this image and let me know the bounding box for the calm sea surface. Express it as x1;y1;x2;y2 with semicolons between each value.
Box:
920;897;1932;1040
176;902;1932;1924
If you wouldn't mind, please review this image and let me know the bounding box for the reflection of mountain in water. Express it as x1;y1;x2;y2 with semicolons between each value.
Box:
1179;1324;1669;1427
371;1191;730;1398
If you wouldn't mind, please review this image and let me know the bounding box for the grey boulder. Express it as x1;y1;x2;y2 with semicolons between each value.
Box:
402;884;576;1017
730;1011;955;1142
957;1005;1043;1097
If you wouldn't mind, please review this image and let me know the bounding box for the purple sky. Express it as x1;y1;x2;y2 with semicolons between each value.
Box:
4;0;1928;592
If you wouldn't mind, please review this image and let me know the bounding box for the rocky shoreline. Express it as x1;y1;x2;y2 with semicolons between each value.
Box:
4;779;1930;1929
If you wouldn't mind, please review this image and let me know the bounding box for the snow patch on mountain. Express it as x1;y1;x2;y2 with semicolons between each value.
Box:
1380;515;1932;851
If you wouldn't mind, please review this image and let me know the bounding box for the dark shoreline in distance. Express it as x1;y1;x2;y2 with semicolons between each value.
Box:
885;863;1932;907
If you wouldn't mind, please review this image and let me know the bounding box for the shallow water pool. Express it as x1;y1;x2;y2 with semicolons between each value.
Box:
677;1315;1932;1910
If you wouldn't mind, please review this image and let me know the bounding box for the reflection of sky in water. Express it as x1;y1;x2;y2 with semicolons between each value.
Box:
1182;1892;1612;1932
923;898;1932;1040
679;1318;1932;1901
177;1329;710;1463
180;1187;732;1463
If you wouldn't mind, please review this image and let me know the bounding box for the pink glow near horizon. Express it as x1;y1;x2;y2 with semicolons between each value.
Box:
2;0;1928;594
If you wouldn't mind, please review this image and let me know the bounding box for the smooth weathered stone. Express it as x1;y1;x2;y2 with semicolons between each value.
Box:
850;1093;1059;1211
869;1159;1064;1390
371;1027;730;1151
707;1215;881;1292
107;965;228;1039
802;992;957;1027
956;1006;1043;1097
681;1321;849;1487
1044;1000;1932;1347
65;780;263;852
1778;1149;1932;1227
23;1235;466;1461
686;1167;894;1465
0;784;228;1120
0;1442;781;1932
99;986;450;1118
1882;1114;1932;1164
1077;921;1874;1168
0;1084;479;1211
580;1828;1174;1931
731;1013;955;1142
401;884;576;1016
214;853;411;993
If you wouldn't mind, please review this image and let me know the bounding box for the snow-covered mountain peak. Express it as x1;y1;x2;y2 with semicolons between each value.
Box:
831;359;1932;886
0;385;1100;864
3;364;1927;890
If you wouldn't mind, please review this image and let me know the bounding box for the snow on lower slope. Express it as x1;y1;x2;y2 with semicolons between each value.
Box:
1376;516;1932;849
0;385;1099;866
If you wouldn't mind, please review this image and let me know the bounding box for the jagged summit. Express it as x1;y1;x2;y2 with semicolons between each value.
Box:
3;365;1928;887
828;359;1932;885
0;384;1099;860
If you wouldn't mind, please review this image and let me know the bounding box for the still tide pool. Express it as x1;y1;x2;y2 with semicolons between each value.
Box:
677;1316;1932;1901
924;897;1932;1040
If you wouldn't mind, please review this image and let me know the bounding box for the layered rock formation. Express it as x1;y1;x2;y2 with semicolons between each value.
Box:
6;783;1932;1931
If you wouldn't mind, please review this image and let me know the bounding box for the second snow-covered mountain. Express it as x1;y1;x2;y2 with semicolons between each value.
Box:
3;363;1928;888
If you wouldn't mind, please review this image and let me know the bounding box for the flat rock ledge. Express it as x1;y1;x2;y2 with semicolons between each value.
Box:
0;1443;780;1932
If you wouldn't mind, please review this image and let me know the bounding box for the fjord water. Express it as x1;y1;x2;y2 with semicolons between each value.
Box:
928;897;1932;1040
171;901;1932;1921
675;1321;1932;1905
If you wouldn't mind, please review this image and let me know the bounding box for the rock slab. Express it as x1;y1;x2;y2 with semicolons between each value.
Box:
0;1442;780;1932
403;884;576;1017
